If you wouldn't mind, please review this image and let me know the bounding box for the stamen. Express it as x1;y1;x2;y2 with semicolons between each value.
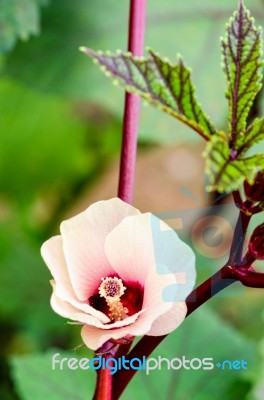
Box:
98;277;128;321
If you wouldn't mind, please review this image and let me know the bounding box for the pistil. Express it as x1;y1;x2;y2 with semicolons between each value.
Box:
98;277;128;322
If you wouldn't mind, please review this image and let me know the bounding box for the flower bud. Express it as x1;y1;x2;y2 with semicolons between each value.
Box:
248;223;264;260
244;171;264;202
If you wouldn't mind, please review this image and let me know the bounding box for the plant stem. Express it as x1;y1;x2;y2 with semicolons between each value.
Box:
114;259;264;399
93;355;113;400
112;266;235;400
228;210;251;265
186;266;235;314
93;2;146;399
112;209;253;399
232;190;243;208
231;267;264;287
118;0;147;204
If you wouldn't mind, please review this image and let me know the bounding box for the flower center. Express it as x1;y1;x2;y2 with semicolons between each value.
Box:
89;277;144;322
98;277;128;322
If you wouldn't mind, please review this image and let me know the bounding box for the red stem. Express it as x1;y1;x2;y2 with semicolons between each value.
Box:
93;355;113;400
228;210;251;265
112;266;234;399
112;210;253;399
232;190;243;208
93;2;146;399
113;260;263;399
118;0;147;204
231;267;264;287
113;261;264;399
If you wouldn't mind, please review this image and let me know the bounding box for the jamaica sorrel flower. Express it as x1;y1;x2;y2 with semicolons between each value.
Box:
41;198;196;350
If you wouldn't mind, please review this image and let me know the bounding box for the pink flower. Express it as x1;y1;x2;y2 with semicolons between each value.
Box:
41;198;196;350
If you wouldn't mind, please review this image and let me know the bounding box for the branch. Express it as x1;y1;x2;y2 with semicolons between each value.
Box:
93;1;146;398
93;355;113;400
117;0;147;203
112;208;253;399
228;209;251;265
230;266;264;287
113;257;264;399
112;266;235;399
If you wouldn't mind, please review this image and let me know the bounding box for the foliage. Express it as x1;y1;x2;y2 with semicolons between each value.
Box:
83;1;264;193
2;0;264;143
1;0;264;399
122;307;255;400
205;133;264;192
221;1;263;144
11;350;95;400
83;48;216;139
10;308;255;400
0;0;49;52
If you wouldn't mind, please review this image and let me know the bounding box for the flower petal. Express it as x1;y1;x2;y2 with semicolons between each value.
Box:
105;212;196;296
81;324;128;351
50;292;109;327
142;268;175;309
51;281;110;323
81;317;154;351
60;198;140;300
146;302;187;336
81;301;172;350
51;284;146;329
105;213;158;285
152;218;196;302
41;237;109;323
41;236;75;301
80;273;176;350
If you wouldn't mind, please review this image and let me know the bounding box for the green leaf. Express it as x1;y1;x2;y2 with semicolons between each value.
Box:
249;340;264;400
237;117;264;155
0;0;49;52
10;350;96;400
123;307;255;400
4;0;264;144
82;48;216;140
10;309;255;400
221;0;263;147
205;133;264;192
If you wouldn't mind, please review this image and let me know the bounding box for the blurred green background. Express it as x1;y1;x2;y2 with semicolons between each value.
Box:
1;0;264;399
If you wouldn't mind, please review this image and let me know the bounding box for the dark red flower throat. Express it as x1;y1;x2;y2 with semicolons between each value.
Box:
89;276;143;323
